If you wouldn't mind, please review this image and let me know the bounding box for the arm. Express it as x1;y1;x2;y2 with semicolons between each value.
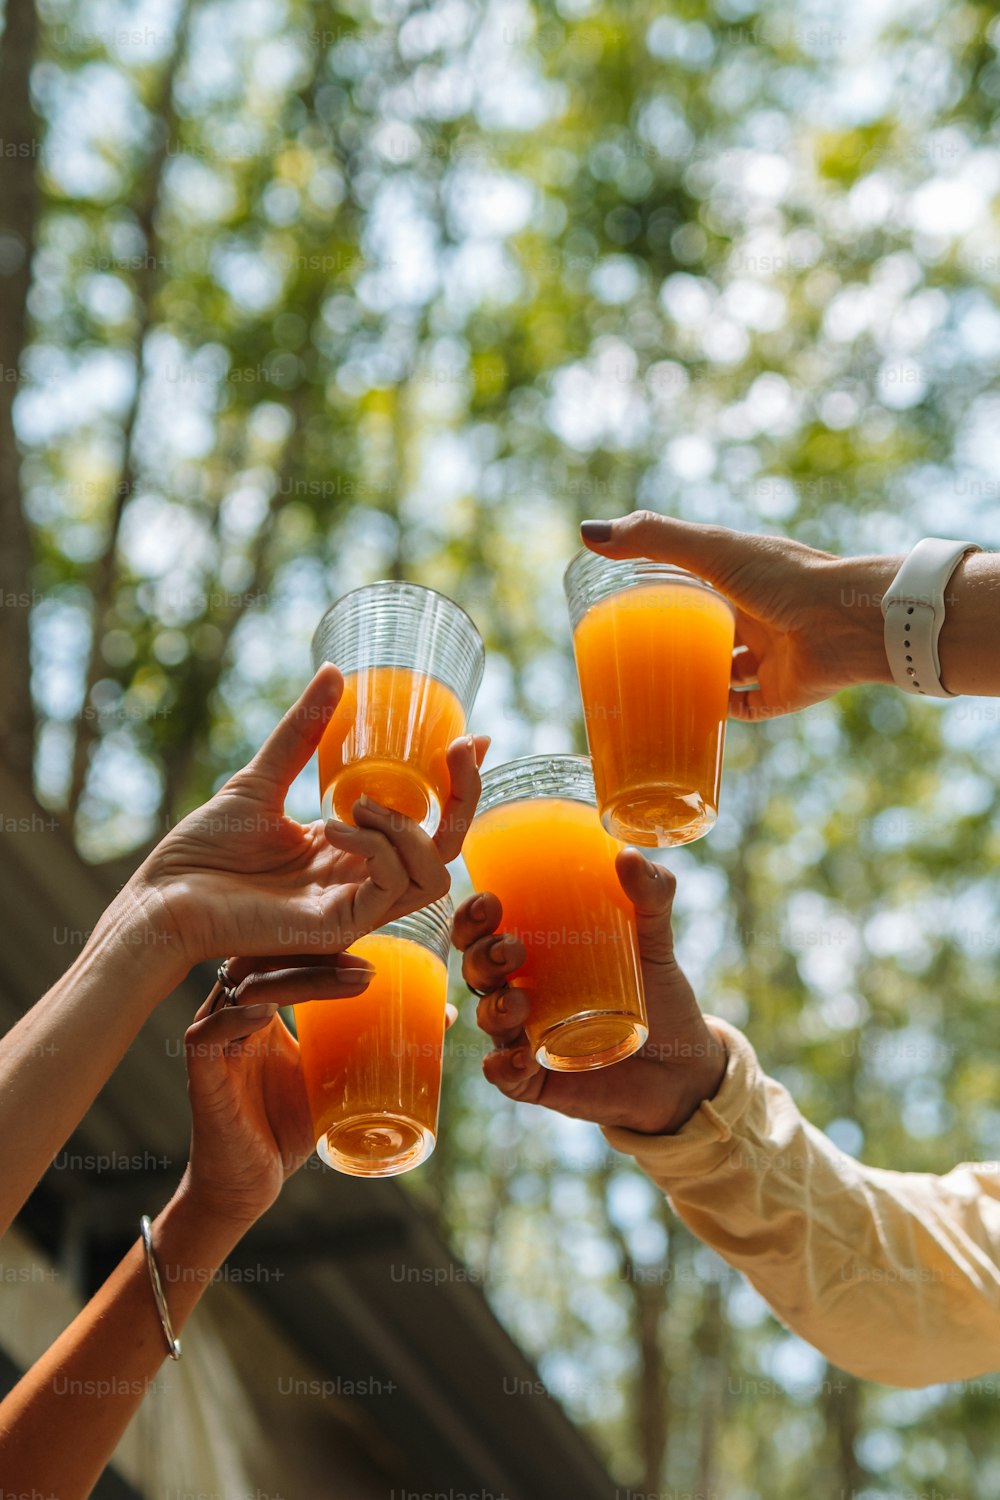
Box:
0;888;186;1242
0;1185;246;1497
0;665;486;1239
0;957;347;1498
579;513;1000;714
604;1021;1000;1388
459;868;1000;1388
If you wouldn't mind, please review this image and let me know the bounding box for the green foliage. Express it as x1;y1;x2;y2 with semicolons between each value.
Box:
7;0;1000;1491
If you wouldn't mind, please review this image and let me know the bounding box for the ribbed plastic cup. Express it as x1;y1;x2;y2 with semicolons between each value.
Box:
294;896;453;1178
462;755;647;1072
564;551;735;848
311;582;485;834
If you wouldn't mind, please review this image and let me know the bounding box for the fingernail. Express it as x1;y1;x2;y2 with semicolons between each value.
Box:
240;1003;279;1020
488;936;509;964
326;818;360;836
357;793;386;813
343;959;376;973
470;894;487;921
495;992;508;1016
511;1048;530;1071
581;519;613;543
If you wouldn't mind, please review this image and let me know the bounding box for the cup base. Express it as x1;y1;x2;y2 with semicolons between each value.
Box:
601;785;717;848
322;760;440;836
534;1011;648;1072
317;1113;435;1177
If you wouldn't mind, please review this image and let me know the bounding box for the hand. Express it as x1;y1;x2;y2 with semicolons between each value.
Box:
179;955;460;1229
135;664;489;974
455;852;726;1135
580;512;898;721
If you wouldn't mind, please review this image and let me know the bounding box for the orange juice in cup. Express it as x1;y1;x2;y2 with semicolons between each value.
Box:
462;755;647;1072
294;897;452;1178
565;553;735;847
317;666;466;827
312;582;484;833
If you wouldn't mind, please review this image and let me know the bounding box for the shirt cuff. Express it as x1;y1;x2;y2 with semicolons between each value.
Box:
601;1018;762;1184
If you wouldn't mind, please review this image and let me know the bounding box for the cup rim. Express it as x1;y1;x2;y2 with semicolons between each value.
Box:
312;578;484;651
475;753;596;816
563;549;736;618
368;893;454;966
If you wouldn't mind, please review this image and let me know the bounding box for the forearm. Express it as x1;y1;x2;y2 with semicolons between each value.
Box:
0;878;188;1237
605;1020;1000;1386
830;549;1000;698
0;1180;248;1498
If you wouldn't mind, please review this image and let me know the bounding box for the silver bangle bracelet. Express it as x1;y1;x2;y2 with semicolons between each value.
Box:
140;1214;182;1361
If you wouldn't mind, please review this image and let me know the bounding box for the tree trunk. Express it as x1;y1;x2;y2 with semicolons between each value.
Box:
0;0;41;782
66;0;193;819
694;1277;725;1499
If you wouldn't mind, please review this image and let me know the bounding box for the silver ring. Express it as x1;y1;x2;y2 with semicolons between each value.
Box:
217;963;238;1007
204;961;239;1015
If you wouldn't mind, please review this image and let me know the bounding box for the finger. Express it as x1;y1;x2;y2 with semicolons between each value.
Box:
239;664;344;795
230;961;375;1009
615;850;677;967
184;1004;281;1070
326;818;411;935
218;952;375;989
482;1040;544;1101
728;686;770;723
580;513;766;602
475;986;530;1047
462;931;526;995
730;643;761;688
453;891;504;952
325;816;412;916
352;796;451;901
434;734;490;863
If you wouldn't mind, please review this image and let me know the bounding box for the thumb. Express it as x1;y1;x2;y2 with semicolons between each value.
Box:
239;664;344;798
185;1005;279;1078
580;511;767;604
615;849;676;966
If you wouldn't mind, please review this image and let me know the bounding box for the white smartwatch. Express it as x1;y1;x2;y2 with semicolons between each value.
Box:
881;538;981;697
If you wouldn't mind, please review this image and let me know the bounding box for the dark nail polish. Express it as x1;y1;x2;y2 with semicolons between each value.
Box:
581;519;613;543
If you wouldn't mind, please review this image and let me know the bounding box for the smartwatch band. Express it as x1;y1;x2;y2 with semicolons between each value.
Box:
881;538;981;697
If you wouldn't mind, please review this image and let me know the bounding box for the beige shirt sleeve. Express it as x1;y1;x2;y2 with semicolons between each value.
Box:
603;1019;1000;1386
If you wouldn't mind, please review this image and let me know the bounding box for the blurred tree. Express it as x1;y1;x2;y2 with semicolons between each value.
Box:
3;0;1000;1492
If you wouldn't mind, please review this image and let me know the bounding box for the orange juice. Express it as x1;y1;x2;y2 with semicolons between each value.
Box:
572;581;735;846
317;666;466;829
463;791;646;1071
294;930;448;1178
